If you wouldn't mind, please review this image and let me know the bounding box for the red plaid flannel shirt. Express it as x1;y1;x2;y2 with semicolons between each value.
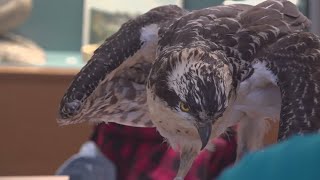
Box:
91;123;236;180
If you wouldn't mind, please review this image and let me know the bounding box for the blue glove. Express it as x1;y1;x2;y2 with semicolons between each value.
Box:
55;141;116;180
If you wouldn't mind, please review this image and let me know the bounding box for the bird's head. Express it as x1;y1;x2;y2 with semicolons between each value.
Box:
147;48;233;149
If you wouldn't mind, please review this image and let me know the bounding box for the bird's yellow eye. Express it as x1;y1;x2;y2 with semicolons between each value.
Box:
179;102;190;112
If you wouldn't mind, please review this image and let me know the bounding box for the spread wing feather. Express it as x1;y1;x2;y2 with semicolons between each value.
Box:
57;5;187;126
57;4;254;127
228;0;319;140
257;32;320;139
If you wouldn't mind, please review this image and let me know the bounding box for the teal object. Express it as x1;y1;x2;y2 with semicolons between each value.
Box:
15;0;83;51
184;0;308;16
218;134;320;180
184;0;224;10
13;0;84;68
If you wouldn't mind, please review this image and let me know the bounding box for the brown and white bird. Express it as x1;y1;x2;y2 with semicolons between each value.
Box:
57;1;320;179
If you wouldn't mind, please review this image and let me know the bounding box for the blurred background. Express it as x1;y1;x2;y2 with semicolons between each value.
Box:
0;0;319;178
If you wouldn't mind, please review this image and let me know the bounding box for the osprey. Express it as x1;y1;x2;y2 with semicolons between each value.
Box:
57;1;320;179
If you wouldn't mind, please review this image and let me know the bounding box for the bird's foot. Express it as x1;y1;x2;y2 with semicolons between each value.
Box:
174;177;184;180
175;144;200;179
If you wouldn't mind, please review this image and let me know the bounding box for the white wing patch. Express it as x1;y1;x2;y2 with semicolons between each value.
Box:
140;24;159;44
210;61;281;156
251;61;278;85
235;62;281;156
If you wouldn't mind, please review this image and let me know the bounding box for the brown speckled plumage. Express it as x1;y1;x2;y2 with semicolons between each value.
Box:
57;1;320;179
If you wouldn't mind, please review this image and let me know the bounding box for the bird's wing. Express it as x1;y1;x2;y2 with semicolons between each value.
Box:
235;1;320;140
88;59;154;127
256;32;320;140
57;5;187;127
226;1;319;140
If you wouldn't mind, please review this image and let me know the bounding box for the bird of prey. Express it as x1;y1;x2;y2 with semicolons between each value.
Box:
57;0;320;179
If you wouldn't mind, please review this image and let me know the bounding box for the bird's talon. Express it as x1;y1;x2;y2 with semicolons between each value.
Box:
174;177;184;180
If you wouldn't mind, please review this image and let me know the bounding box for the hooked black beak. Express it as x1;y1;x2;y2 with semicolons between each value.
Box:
196;122;212;150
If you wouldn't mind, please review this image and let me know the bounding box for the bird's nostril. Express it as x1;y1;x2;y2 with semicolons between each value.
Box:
64;100;81;115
